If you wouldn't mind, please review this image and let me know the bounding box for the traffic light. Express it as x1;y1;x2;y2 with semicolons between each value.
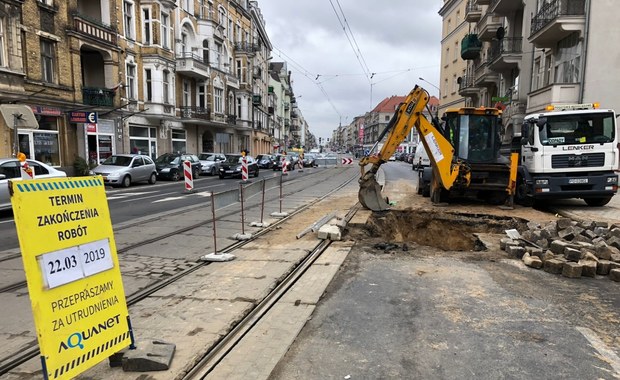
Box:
319;137;323;144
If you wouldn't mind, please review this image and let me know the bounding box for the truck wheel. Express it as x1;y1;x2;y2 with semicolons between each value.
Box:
584;196;612;207
515;177;534;206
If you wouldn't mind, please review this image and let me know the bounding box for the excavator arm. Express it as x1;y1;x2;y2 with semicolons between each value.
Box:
358;86;470;210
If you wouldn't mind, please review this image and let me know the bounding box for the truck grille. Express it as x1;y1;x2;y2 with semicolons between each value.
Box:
551;153;605;169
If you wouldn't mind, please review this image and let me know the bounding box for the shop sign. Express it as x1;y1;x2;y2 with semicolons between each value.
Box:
69;112;98;124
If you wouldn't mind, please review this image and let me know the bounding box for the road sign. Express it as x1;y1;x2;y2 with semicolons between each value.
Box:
10;176;132;380
341;158;353;165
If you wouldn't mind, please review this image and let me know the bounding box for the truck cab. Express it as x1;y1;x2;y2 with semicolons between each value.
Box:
517;103;619;206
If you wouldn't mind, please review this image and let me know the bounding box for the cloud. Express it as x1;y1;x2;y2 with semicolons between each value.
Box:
258;0;442;141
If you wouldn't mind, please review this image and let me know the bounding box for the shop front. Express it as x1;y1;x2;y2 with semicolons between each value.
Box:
20;106;64;167
86;119;115;166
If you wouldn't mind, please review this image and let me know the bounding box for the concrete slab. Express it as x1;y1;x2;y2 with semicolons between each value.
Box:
207;302;315;380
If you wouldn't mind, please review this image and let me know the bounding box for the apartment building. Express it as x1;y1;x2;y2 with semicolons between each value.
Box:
442;0;620;145
0;0;299;174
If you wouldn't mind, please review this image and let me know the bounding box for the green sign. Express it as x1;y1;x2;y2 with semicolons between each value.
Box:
492;96;510;102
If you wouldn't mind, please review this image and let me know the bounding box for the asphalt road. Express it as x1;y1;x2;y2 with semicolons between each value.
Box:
270;160;620;380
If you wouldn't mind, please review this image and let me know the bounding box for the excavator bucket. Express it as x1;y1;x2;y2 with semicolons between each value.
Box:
358;175;391;211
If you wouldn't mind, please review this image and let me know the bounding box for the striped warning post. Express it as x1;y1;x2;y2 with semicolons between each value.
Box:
241;156;248;181
183;160;193;191
282;160;288;175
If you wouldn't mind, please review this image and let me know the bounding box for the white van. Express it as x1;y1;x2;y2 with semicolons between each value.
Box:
412;142;432;196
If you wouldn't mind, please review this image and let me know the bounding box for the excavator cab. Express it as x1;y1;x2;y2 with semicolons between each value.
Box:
441;108;504;164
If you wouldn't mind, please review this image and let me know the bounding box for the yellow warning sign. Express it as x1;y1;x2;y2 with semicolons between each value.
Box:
10;176;132;380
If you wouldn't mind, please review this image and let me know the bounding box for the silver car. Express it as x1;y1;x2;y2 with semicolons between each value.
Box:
0;158;67;211
91;154;157;187
198;152;226;176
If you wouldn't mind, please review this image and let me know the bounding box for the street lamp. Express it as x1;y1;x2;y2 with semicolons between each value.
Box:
418;77;440;96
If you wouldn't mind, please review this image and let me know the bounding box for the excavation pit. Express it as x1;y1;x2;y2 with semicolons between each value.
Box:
364;210;529;251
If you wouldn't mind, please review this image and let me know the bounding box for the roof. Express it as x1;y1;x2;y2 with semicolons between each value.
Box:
372;95;406;113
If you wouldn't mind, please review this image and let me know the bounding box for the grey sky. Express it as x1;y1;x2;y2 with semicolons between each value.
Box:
257;1;443;141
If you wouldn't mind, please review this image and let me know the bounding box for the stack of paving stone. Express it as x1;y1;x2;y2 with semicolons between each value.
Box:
500;217;620;282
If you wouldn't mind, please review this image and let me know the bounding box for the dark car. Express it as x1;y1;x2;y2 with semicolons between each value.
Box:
155;153;201;181
256;154;275;169
218;154;259;179
302;153;317;167
272;154;295;171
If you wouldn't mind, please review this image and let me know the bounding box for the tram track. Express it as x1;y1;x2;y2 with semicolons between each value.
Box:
0;168;358;377
0;169;341;295
182;204;360;379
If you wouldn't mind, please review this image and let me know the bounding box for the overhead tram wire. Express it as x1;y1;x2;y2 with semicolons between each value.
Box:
328;0;372;82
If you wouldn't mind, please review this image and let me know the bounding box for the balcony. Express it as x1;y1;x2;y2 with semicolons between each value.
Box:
474;62;500;86
82;87;115;107
488;37;522;72
529;0;585;48
234;42;260;54
465;1;482;22
461;34;482;60
179;106;211;120
503;102;527;123
477;12;503;41
489;0;524;17
226;75;240;89
458;75;480;98
71;14;117;47
527;83;580;112
227;114;237;125
176;52;210;79
283;102;290;110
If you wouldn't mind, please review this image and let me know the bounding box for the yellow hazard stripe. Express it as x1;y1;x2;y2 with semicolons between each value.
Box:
50;331;131;379
15;178;103;193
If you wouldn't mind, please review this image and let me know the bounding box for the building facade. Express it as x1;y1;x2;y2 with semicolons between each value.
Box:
0;0;303;174
442;0;620;145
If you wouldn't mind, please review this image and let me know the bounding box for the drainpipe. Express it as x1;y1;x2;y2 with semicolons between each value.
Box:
578;0;591;103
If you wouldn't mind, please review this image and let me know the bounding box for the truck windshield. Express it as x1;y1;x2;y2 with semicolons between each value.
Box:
539;112;615;145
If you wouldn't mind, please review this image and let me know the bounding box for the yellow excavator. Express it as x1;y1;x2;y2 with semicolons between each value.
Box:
358;85;518;211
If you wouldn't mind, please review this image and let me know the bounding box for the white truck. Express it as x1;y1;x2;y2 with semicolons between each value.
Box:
515;103;619;206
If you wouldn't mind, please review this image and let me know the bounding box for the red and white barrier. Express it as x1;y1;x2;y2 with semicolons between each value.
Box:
183;160;194;192
241;156;248;182
282;160;288;175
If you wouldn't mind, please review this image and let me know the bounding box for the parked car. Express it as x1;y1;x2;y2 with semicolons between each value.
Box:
198;152;226;176
155;153;201;181
92;154;157;187
272;154;295;171
302;153;317;167
256;154;275;169
218;154;259;179
0;158;67;211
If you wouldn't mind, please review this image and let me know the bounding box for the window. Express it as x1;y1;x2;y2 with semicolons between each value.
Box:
0;18;6;67
183;80;190;107
544;52;552;87
215;42;222;68
161;12;170;49
172;129;187;153
214;88;223;113
202;40;209;64
236;59;242;80
145;68;152;101
181;0;190;12
454;41;458;61
163;70;170;104
554;33;581;84
452;74;457;94
198;84;206;109
445;48;450;67
124;1;135;40
237;96;242;117
38;0;53;5
181;32;188;54
40;39;55;83
142;8;152;45
126;62;136;99
18;116;60;166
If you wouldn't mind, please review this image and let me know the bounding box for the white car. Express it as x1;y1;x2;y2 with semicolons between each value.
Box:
198;153;226;176
388;155;397;161
0;158;67;211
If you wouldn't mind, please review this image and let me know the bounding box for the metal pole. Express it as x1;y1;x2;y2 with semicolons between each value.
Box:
279;173;283;214
210;192;217;255
239;183;245;235
260;179;265;224
13;113;19;157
